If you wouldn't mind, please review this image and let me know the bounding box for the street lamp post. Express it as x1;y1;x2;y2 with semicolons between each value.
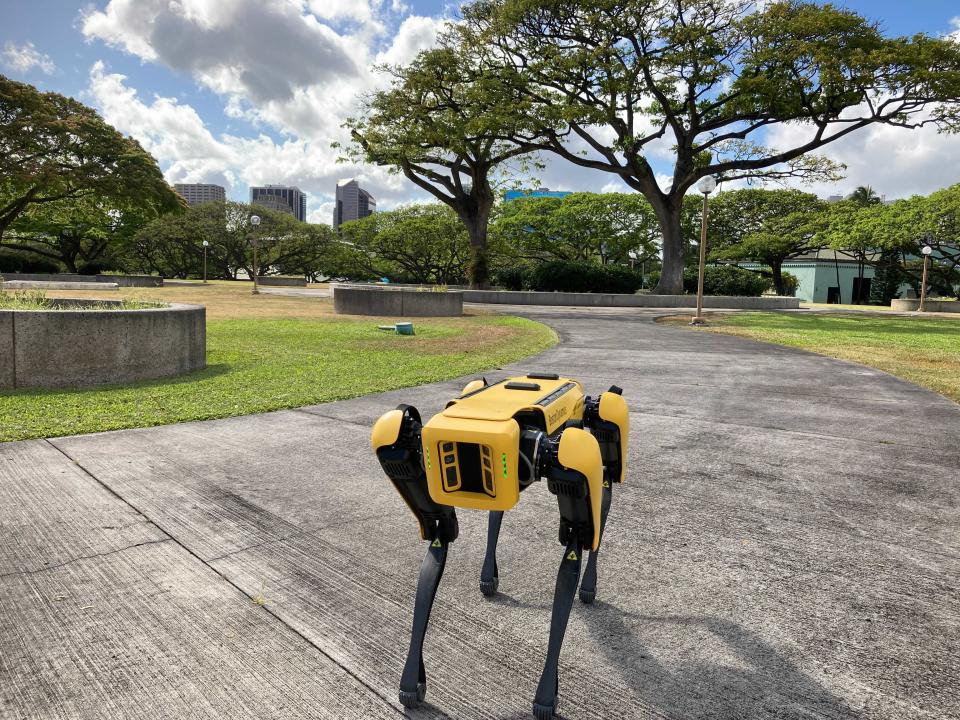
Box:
202;240;209;284
690;175;718;326
919;244;933;312
249;215;261;295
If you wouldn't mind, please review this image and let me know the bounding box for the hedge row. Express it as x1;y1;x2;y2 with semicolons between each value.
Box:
494;260;645;294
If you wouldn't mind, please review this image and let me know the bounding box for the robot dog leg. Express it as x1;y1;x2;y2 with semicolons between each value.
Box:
479;510;504;596
578;388;629;604
371;404;458;708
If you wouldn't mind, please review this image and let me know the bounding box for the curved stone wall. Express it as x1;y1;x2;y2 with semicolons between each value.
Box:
333;284;463;317
0;301;205;390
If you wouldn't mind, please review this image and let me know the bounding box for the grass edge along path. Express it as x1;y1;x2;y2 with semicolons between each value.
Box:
0;315;557;443
661;311;960;404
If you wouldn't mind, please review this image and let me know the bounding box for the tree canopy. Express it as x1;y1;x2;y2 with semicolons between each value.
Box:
493;192;660;266
458;0;960;293
341;34;551;287
0;75;183;243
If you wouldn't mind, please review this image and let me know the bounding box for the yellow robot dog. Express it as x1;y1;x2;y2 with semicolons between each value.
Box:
371;373;628;719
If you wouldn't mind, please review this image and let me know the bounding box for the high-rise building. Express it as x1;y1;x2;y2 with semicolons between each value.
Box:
174;183;226;206
504;187;573;201
333;179;376;231
250;185;307;222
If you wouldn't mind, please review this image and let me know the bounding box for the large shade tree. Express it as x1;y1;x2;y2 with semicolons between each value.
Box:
709;188;827;295
493;192;660;266
341;37;550;288
0;75;182;246
462;0;960;293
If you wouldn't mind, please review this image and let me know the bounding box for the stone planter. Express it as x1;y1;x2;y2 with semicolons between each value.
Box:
333;284;463;317
0;273;163;287
460;289;801;310
891;299;960;313
0;300;205;390
257;276;307;287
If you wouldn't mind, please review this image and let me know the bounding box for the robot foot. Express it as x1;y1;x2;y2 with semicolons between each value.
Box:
578;587;596;604
479;572;499;597
399;681;426;708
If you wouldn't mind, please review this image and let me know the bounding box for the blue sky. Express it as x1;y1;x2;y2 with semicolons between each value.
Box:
2;1;959;222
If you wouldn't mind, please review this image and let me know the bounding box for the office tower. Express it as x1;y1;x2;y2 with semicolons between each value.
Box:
250;185;307;222
333;179;376;231
173;183;226;206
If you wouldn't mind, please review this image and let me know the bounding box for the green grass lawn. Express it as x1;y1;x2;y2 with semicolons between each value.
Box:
666;312;960;403
0;315;557;442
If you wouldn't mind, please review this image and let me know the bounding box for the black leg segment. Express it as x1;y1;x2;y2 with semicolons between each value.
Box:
579;482;613;604
532;536;583;719
480;510;504;596
399;537;448;708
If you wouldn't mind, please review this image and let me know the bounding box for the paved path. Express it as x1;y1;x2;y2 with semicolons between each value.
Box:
2;308;959;720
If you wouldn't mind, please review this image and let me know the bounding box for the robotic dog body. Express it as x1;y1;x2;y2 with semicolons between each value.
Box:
372;373;628;719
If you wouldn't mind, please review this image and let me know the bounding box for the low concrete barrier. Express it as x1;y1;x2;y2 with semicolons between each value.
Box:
258;276;307;287
1;280;119;291
891;299;960;313
333;284;463;316
461;289;801;310
0;273;162;287
0;301;205;390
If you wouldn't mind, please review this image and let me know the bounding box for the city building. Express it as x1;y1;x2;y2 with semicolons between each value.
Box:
333;179;376;231
250;185;307;222
173;183;225;207
504;188;573;201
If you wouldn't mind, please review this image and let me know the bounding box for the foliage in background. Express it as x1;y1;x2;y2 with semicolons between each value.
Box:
130;201;336;280
495;260;644;294
335;204;477;284
0;74;183;256
709;189;826;295
649;265;770;297
460;0;960;294
493;192;660;266
341;31;551;288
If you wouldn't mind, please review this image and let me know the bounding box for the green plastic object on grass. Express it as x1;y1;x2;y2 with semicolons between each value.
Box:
377;322;415;335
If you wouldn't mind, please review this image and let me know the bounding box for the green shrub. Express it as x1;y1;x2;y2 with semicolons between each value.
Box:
779;271;799;297
679;265;768;296
493;266;530;290
0;250;60;274
528;260;643;294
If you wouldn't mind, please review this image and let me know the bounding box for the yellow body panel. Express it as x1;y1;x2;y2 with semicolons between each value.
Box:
460;378;486;396
557;428;603;551
445;376;585;434
371;409;403;450
421;414;521;511
598;392;630;483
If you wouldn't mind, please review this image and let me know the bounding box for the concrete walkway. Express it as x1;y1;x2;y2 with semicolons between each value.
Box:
2;308;959;720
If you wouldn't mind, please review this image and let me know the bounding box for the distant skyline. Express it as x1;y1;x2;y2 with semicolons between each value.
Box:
2;1;959;224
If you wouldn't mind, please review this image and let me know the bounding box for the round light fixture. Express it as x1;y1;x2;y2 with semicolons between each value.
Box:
696;176;718;194
921;245;933;256
250;215;261;226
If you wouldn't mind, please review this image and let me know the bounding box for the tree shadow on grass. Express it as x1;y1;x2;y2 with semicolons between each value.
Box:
582;601;859;720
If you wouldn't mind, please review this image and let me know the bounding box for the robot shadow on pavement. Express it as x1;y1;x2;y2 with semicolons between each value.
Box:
372;373;629;719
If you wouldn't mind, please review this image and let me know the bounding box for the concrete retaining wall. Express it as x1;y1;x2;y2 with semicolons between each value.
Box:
333;284;463;316
461;289;801;310
258;276;307;287
0;301;205;390
2;280;119;291
0;273;163;287
891;299;960;313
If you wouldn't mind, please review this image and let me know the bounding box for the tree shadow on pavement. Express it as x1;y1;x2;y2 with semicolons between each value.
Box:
582;601;860;720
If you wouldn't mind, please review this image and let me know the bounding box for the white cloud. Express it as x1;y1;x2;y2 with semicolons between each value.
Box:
375;15;448;67
86;61;409;223
949;17;960;42
765;115;960;200
2;41;55;75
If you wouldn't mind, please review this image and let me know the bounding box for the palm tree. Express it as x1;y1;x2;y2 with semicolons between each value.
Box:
848;186;882;206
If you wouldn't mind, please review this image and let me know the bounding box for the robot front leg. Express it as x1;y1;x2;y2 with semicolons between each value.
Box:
579;481;613;604
400;534;449;708
480;510;504;596
533;535;583;720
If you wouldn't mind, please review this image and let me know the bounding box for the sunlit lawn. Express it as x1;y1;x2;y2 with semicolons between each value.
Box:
662;311;960;403
0;281;557;441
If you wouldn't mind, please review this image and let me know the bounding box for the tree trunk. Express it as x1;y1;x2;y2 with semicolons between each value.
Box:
650;198;684;295
459;204;492;289
771;262;785;296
